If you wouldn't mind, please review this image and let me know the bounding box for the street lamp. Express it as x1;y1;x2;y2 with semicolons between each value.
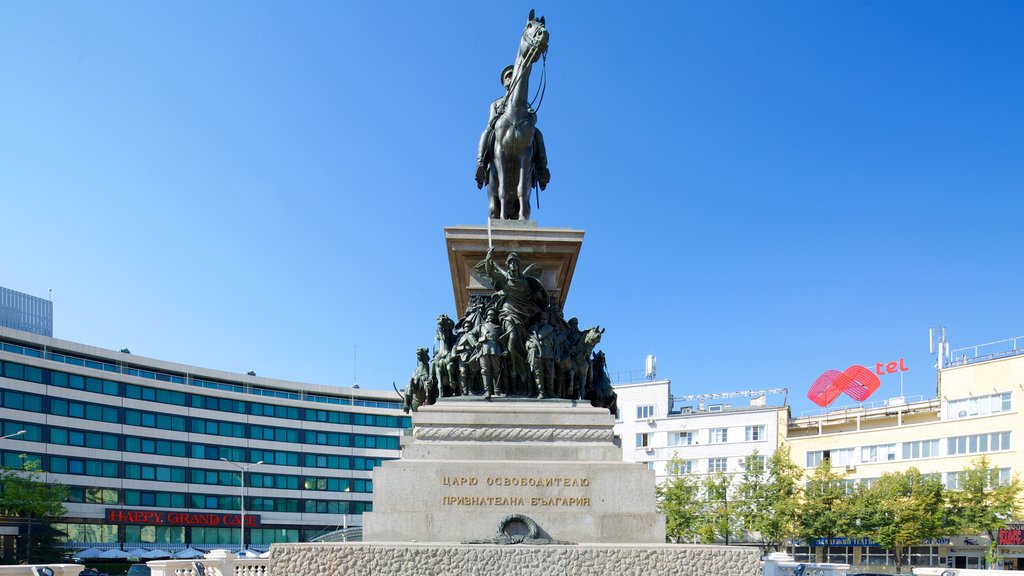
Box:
220;458;263;555
0;430;25;440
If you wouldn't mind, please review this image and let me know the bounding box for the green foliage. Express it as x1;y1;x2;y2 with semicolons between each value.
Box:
656;458;703;543
849;468;948;574
0;458;68;563
735;447;804;554
701;470;741;544
656;455;741;544
946;456;1023;567
798;458;853;558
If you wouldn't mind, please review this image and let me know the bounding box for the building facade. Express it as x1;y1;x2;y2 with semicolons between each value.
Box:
788;340;1024;570
613;380;787;482
0;287;52;337
615;336;1024;572
0;327;409;553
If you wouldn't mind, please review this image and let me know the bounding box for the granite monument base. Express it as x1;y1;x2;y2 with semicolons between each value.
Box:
268;542;762;576
362;399;663;544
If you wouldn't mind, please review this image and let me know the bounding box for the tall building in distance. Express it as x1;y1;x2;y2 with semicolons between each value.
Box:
0;287;52;337
0;326;409;555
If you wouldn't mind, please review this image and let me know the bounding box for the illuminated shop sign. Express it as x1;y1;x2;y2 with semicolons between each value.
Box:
999;529;1024;546
807;358;908;408
812;537;879;547
106;509;261;527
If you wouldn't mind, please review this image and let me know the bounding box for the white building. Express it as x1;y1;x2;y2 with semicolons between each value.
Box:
613;379;787;481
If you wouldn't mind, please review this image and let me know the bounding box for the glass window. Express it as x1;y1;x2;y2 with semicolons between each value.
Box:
745;426;765;442
710;428;728;443
861;444;896;463
948;392;1012;419
709;457;728;473
903;439;940;460
636;433;649;448
670;431;692;446
806;451;823;468
669;459;692;475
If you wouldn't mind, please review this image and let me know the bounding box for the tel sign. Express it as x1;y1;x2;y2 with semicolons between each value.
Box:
807;358;908;407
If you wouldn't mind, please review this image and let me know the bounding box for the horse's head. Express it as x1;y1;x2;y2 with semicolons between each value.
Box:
583;326;605;347
416;347;430;365
520;9;549;63
436;314;454;334
592;349;606;371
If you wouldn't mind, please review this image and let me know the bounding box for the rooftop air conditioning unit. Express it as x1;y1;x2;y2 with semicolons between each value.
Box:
646;417;656;425
845;465;856;472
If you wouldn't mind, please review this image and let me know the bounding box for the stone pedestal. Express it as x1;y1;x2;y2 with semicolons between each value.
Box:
362;399;664;544
444;221;584;316
268;542;762;576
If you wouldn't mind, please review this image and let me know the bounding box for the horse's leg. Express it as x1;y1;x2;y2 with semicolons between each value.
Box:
495;151;510;220
503;155;519;220
517;152;532;220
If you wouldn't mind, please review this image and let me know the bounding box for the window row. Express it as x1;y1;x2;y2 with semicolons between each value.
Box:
121;488;373;514
805;432;1012;468
664;425;766;447
0;412;400;453
30;451;385;490
666;455;765;476
55;523;312;547
947;392;1011;420
59;485;377;514
0;358;409;427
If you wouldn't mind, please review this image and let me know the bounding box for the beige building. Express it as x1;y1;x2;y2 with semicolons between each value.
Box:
787;340;1024;571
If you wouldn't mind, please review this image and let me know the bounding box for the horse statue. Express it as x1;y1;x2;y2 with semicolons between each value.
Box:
557;326;604;400
430;314;459;397
585;350;618;415
402;348;432;413
478;10;549;220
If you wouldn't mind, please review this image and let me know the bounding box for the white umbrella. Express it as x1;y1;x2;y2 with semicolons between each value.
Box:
74;548;104;560
258;550;271;559
237;549;259;558
141;549;171;559
125;548;150;558
172;548;205;559
98;548;131;559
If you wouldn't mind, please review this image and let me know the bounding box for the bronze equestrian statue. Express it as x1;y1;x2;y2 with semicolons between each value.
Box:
475;10;550;220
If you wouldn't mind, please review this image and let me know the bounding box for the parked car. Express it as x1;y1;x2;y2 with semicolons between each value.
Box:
126;564;151;576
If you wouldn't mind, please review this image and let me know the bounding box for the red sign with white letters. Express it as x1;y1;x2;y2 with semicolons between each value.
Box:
106;508;261;527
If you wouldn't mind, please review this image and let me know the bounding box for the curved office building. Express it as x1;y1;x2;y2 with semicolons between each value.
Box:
0;326;409;552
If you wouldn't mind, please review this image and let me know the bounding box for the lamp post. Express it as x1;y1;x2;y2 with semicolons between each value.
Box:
220;459;263;555
0;430;25;440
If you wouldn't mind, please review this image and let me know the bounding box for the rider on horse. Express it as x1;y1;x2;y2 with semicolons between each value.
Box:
475;64;550;193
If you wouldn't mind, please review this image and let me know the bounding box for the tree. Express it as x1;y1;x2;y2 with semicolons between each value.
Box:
656;456;703;543
851;468;948;574
735;447;804;554
701;470;740;544
799;459;853;562
656;456;742;545
946;456;1023;568
0;457;68;563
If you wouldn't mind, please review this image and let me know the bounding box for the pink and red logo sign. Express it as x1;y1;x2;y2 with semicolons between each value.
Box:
807;359;908;407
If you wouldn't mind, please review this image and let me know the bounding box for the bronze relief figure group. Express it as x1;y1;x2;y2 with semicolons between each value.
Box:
402;249;616;415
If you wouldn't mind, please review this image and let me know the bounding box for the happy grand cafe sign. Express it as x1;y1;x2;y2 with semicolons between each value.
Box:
106;509;261;528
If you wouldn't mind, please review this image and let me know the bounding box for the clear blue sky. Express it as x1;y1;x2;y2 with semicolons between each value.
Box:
2;2;1022;416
